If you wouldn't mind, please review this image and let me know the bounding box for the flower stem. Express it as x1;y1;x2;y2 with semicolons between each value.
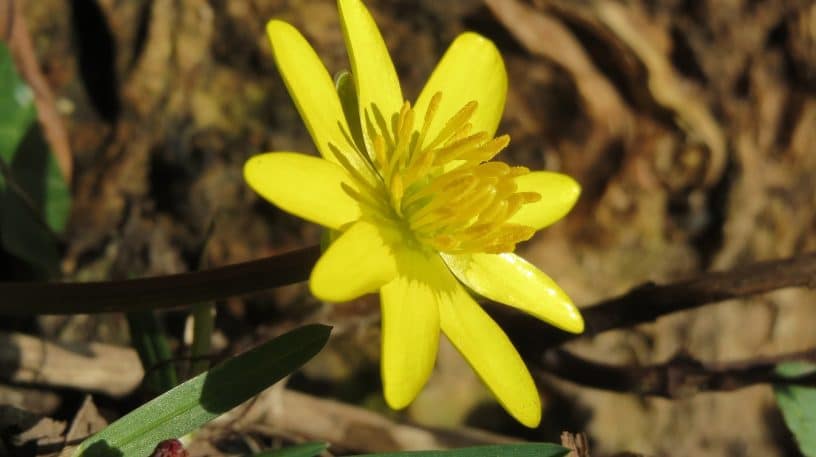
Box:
189;302;214;376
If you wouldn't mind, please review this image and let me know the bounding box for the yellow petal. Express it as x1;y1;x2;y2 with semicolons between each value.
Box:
439;284;541;428
310;220;398;302
509;171;580;230
266;20;365;170
337;0;403;149
442;252;584;334
414;32;507;141
379;248;449;409
244;152;360;230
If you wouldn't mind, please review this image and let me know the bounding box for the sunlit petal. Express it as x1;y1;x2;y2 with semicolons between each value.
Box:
244;153;360;230
439;285;541;428
266;20;365;170
253;3;584;429
310;220;398;302
442;252;584;334
414;32;507;141
338;0;403;152
509;171;581;230
379;248;449;409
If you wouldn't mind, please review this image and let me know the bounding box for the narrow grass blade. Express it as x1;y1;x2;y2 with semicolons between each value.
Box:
0;42;70;277
126;311;178;394
74;324;331;457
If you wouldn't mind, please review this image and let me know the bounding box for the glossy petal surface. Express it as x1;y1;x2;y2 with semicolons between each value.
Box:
338;0;403;151
379;249;446;409
266;21;362;169
442;252;584;333
252;1;586;430
509;171;581;230
438;284;541;428
414;32;507;141
244;153;360;230
310;220;398;301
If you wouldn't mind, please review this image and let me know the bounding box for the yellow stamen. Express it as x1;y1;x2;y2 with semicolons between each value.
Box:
342;92;542;254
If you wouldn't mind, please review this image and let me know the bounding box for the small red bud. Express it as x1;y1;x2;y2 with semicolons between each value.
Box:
151;439;189;457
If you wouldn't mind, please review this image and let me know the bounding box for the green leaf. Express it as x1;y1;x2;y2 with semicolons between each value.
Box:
249;442;328;457
350;443;570;457
0;45;35;156
774;362;816;457
74;324;332;457
0;42;70;276
126;311;178;394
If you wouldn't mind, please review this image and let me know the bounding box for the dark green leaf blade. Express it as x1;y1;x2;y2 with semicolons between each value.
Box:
774;362;816;457
350;443;570;457
0;42;71;276
75;324;332;457
126;311;178;394
0;43;36;157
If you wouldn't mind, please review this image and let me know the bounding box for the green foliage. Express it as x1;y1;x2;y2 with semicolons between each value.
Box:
126;311;179;394
774;362;816;457
74;324;332;457
351;443;570;457
0;42;70;276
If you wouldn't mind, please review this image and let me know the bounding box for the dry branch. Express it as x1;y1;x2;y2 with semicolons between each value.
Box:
2;247;814;331
219;389;518;453
0;333;517;454
561;431;590;457
0;332;142;396
0;246;321;314
485;0;629;135
591;1;726;187
496;252;816;350
533;348;816;399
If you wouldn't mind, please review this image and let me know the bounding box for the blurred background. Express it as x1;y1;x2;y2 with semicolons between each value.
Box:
2;0;816;455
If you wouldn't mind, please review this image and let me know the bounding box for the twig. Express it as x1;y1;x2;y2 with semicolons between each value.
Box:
561;432;590;457
584;252;816;333
533;347;816;399
495;252;816;350
0;246;814;339
0;245;320;314
4;251;814;402
214;388;519;453
2;333;518;452
1;0;13;41
485;0;628;134
0;332;142;396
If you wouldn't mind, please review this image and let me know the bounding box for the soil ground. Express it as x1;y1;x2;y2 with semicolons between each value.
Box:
3;0;816;456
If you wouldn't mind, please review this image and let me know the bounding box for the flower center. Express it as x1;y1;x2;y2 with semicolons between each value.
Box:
345;92;541;254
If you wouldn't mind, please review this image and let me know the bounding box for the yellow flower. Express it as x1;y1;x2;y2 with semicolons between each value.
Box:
245;0;583;427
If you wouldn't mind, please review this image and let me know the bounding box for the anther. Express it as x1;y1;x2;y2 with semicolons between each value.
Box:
350;93;542;255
